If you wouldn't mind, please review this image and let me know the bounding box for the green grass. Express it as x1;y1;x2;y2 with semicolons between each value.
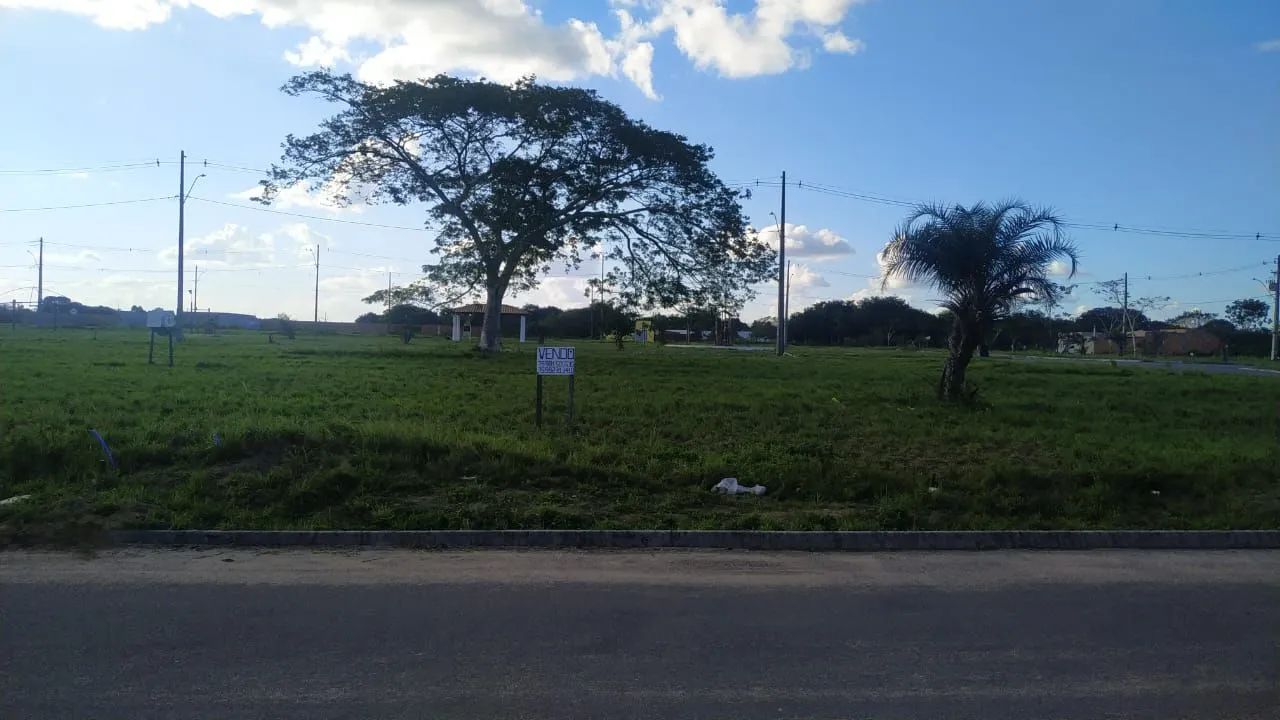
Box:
2;327;1278;541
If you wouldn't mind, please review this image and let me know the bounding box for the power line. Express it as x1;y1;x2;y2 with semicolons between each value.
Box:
785;178;1279;241
187;196;430;232
42;240;161;253
0;196;175;213
327;248;422;263
199;161;269;175
0;160;161;176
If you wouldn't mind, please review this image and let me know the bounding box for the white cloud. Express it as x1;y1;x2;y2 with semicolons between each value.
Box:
639;0;866;78
620;41;658;100
511;275;590;308
2;0;867;97
874;245;910;289
821;30;862;54
159;221;330;267
284;35;349;66
0;0;175;30
1256;38;1280;52
231;179;363;214
847;286;914;305
759;223;853;260
1047;259;1073;277
43;249;102;266
788;263;828;290
276;221;334;261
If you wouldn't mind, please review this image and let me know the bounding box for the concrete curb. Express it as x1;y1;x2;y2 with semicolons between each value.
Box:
109;530;1280;551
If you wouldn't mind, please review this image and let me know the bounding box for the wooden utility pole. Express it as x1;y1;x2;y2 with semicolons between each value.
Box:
313;244;320;323
776;171;787;356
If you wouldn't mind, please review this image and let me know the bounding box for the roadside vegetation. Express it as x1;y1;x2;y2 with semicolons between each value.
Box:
2;329;1278;542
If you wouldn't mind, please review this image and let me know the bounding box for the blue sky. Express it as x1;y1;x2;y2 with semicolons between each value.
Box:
1;0;1278;322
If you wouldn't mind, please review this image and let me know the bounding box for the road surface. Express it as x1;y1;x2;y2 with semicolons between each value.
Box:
1004;353;1280;377
3;549;1278;719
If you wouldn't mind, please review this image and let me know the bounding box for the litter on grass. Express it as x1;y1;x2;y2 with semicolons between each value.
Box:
713;478;766;496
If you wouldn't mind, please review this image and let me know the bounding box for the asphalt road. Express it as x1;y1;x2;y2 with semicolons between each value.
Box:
3;549;1278;719
1004;353;1280;377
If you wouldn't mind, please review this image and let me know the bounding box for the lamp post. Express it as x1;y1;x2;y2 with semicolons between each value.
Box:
177;167;206;325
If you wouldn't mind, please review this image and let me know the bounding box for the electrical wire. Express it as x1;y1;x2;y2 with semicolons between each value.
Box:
42;240;161;253
0;160;161;176
0;196;175;213
782;178;1278;241
187;196;429;232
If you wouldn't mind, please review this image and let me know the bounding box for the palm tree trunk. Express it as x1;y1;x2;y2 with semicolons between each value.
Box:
939;321;979;400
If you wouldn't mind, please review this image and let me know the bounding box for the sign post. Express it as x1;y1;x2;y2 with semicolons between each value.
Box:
535;346;576;427
146;310;176;367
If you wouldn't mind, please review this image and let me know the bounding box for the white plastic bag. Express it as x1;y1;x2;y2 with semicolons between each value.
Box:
712;477;766;496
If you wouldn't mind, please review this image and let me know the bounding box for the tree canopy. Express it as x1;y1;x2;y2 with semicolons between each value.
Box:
263;71;773;350
1225;298;1268;331
881;201;1078;399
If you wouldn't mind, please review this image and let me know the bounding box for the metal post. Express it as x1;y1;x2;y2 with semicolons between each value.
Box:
148;330;155;364
36;237;43;312
778;258;788;343
1272;255;1279;361
177;150;185;323
313;244;320;323
566;375;575;424
535;375;543;428
1122;272;1131;356
776;170;786;356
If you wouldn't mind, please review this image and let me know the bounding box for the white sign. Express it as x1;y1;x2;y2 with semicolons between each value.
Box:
537;346;575;376
146;310;176;329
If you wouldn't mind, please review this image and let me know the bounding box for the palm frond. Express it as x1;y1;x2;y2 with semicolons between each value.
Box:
881;199;1080;321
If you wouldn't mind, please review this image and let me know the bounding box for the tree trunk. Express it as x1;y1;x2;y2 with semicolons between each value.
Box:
478;283;505;352
939;321;979;400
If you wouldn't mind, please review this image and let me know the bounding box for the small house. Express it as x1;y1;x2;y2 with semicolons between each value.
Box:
1129;328;1220;356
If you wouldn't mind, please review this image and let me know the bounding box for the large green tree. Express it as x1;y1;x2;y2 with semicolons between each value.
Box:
880;201;1079;400
263;71;773;351
1225;297;1268;331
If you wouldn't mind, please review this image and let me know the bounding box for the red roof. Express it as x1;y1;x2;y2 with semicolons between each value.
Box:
448;303;528;315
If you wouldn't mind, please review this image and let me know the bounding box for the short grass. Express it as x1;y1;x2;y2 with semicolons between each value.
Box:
2;327;1278;541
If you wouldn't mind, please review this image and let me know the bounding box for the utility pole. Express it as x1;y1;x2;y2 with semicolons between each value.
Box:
313;244;320;323
177;150;185;322
1272;255;1279;361
1122;271;1130;356
36;236;43;311
785;259;793;335
776;170;787;356
192;265;199;313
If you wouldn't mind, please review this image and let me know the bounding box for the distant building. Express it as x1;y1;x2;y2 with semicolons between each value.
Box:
187;311;261;330
1129;328;1220;356
1057;331;1119;355
1057;328;1222;356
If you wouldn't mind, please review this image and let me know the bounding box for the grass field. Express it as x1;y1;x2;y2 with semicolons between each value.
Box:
2;327;1279;541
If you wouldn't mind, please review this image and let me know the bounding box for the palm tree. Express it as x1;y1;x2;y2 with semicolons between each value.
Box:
881;201;1079;400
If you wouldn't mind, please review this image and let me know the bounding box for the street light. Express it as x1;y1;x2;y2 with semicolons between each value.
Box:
185;173;206;202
